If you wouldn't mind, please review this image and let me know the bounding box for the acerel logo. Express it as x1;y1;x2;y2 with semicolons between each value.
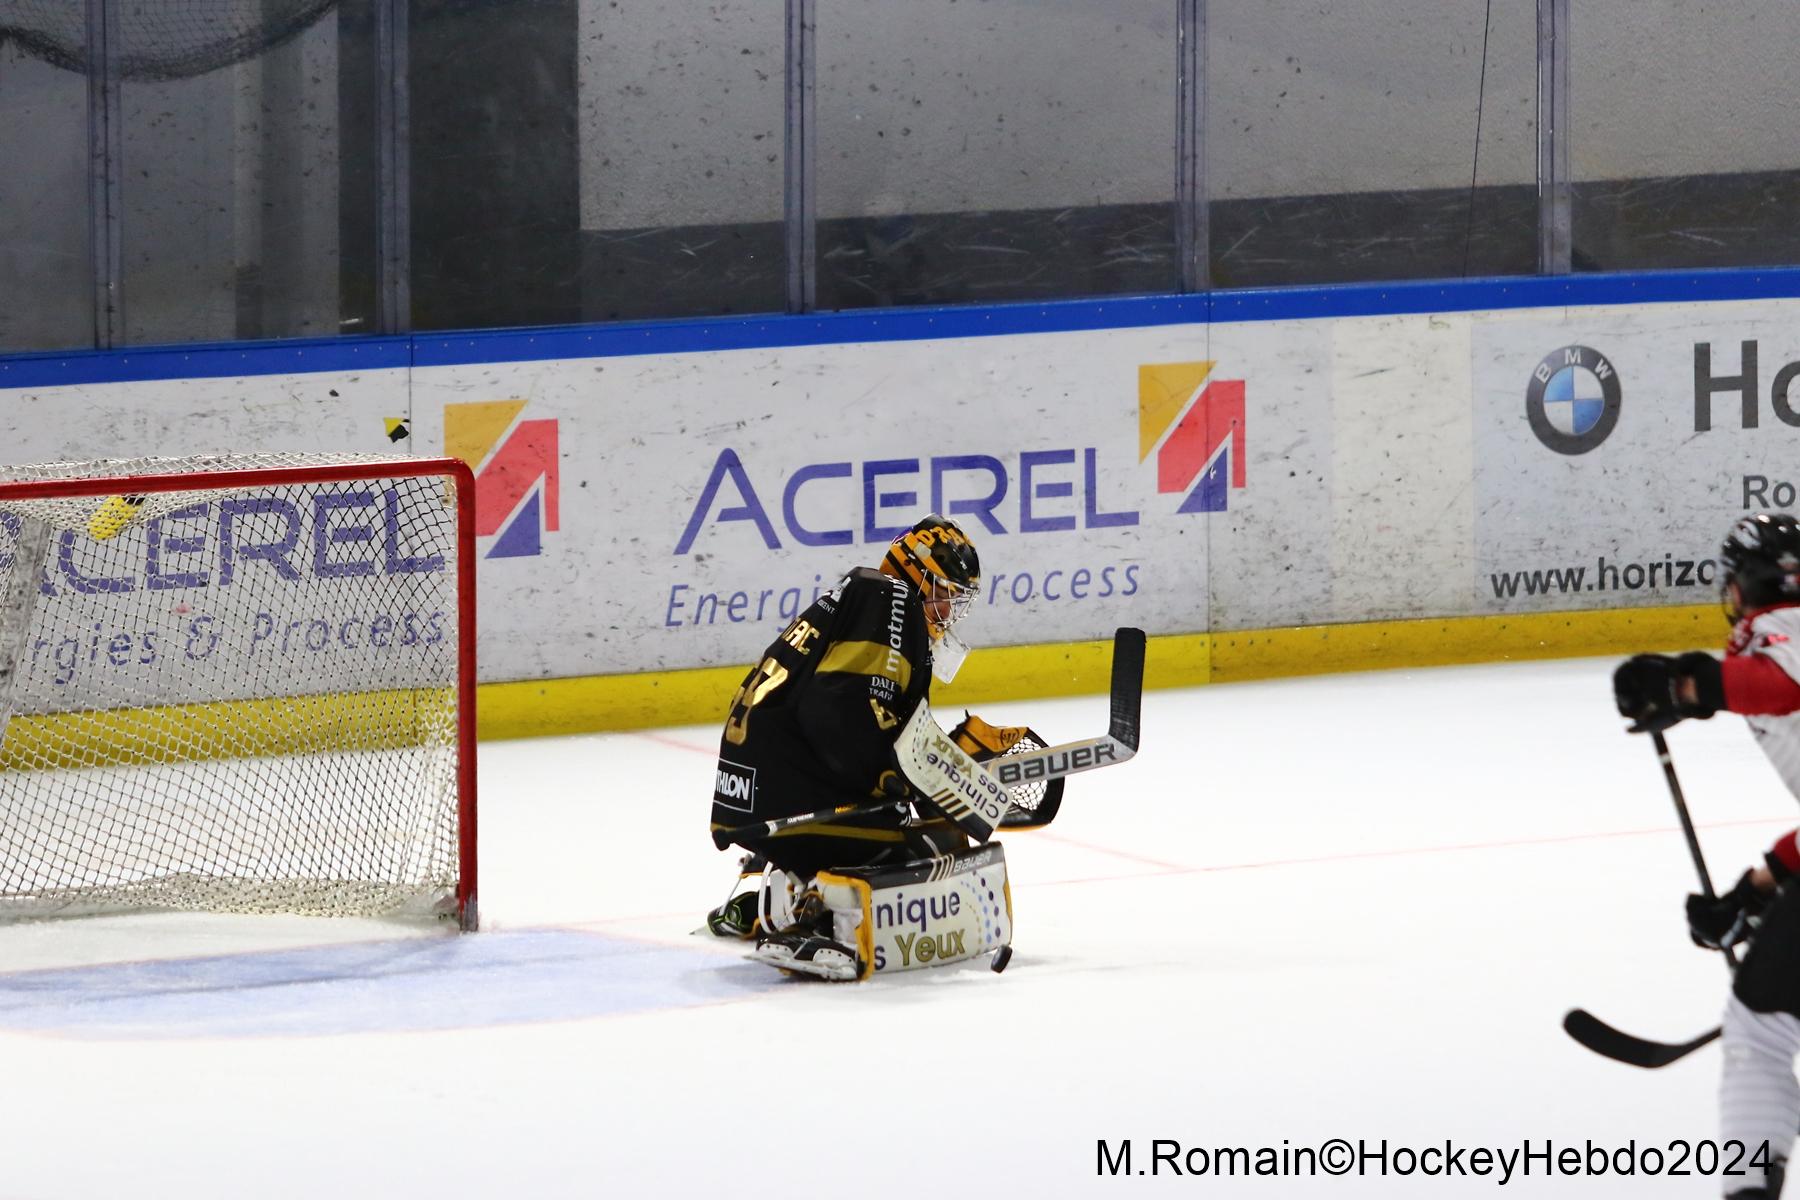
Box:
1526;345;1620;455
671;363;1255;553
1138;361;1246;513
444;401;559;559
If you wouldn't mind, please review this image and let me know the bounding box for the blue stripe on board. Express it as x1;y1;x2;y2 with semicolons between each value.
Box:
0;335;412;390
409;294;1210;367
1207;268;1800;323
8;266;1800;390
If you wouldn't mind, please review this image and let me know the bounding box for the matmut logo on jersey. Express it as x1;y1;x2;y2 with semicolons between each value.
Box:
444;400;560;559
1138;361;1246;513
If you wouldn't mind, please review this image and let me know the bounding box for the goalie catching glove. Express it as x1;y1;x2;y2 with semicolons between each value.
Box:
950;713;1033;760
949;712;1064;830
894;707;1074;842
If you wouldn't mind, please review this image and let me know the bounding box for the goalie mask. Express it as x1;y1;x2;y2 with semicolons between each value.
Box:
1721;511;1800;623
882;515;980;680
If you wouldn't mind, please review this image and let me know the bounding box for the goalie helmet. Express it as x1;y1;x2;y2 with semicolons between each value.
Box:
1720;511;1800;622
881;514;981;639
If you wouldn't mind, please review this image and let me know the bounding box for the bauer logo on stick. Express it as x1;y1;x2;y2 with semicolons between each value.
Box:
993;740;1117;785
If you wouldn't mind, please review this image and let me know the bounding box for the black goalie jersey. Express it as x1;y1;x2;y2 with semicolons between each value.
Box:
710;566;937;876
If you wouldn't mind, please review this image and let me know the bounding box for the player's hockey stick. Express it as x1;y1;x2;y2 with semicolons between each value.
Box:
1563;730;1730;1068
1560;1010;1720;1069
712;627;1146;849
1651;728;1740;975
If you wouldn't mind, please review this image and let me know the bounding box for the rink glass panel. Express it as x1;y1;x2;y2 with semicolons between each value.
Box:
0;43;93;353
409;1;786;329
565;0;787;324
1204;0;1538;287
811;0;1180;310
115;11;379;346
1570;1;1800;272
7;2;1800;347
0;459;466;922
407;1;580;331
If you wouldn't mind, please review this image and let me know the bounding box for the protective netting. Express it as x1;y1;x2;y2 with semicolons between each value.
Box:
0;455;469;924
0;0;338;82
0;452;386;530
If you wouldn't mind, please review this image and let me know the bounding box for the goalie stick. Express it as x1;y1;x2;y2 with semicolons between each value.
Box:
988;625;1145;788
712;626;1145;849
1564;730;1731;1069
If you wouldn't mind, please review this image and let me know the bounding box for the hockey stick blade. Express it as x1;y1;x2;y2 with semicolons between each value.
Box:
1107;626;1146;752
990;627;1145;787
1562;1008;1721;1069
1558;733;1733;1068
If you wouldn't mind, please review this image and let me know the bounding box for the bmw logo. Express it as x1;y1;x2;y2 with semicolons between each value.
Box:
1527;346;1621;455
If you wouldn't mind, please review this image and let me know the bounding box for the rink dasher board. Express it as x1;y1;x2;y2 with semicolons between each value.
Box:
5;277;1797;694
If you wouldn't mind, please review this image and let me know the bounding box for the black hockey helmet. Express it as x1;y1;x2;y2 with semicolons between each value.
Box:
1720;511;1800;621
881;514;981;638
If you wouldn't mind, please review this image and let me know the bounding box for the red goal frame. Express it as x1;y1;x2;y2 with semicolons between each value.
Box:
0;456;480;930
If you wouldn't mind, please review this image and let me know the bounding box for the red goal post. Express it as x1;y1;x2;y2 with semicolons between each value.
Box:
0;454;478;930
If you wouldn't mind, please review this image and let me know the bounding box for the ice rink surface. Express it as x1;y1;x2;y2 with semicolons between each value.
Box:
1;655;1795;1198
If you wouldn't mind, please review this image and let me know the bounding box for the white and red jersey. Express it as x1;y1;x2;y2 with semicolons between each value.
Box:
1724;604;1800;872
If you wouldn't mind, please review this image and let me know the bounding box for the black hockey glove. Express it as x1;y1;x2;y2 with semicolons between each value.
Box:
1686;869;1772;951
1613;652;1724;734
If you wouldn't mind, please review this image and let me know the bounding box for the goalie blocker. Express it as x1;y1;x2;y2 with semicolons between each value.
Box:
895;702;1012;842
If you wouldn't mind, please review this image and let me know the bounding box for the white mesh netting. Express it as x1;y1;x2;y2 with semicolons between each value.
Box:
0;1;340;82
0;454;470;924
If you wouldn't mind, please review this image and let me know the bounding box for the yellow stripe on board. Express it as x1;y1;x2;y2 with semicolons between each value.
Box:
0;688;456;772
0;606;1719;761
475;604;1723;740
1204;604;1720;684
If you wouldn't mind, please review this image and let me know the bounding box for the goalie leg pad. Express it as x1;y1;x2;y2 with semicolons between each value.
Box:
817;842;1013;978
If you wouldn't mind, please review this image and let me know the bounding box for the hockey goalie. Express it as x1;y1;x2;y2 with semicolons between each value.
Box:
704;514;1062;981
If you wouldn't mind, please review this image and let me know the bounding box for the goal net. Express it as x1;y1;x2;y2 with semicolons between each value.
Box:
0;454;476;929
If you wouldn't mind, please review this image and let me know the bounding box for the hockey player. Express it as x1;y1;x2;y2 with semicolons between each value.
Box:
1613;511;1800;1200
704;514;1029;980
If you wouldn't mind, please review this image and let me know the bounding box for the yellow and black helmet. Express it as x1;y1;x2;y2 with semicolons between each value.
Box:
882;514;981;636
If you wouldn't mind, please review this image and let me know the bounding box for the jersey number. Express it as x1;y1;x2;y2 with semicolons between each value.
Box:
723;656;790;746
